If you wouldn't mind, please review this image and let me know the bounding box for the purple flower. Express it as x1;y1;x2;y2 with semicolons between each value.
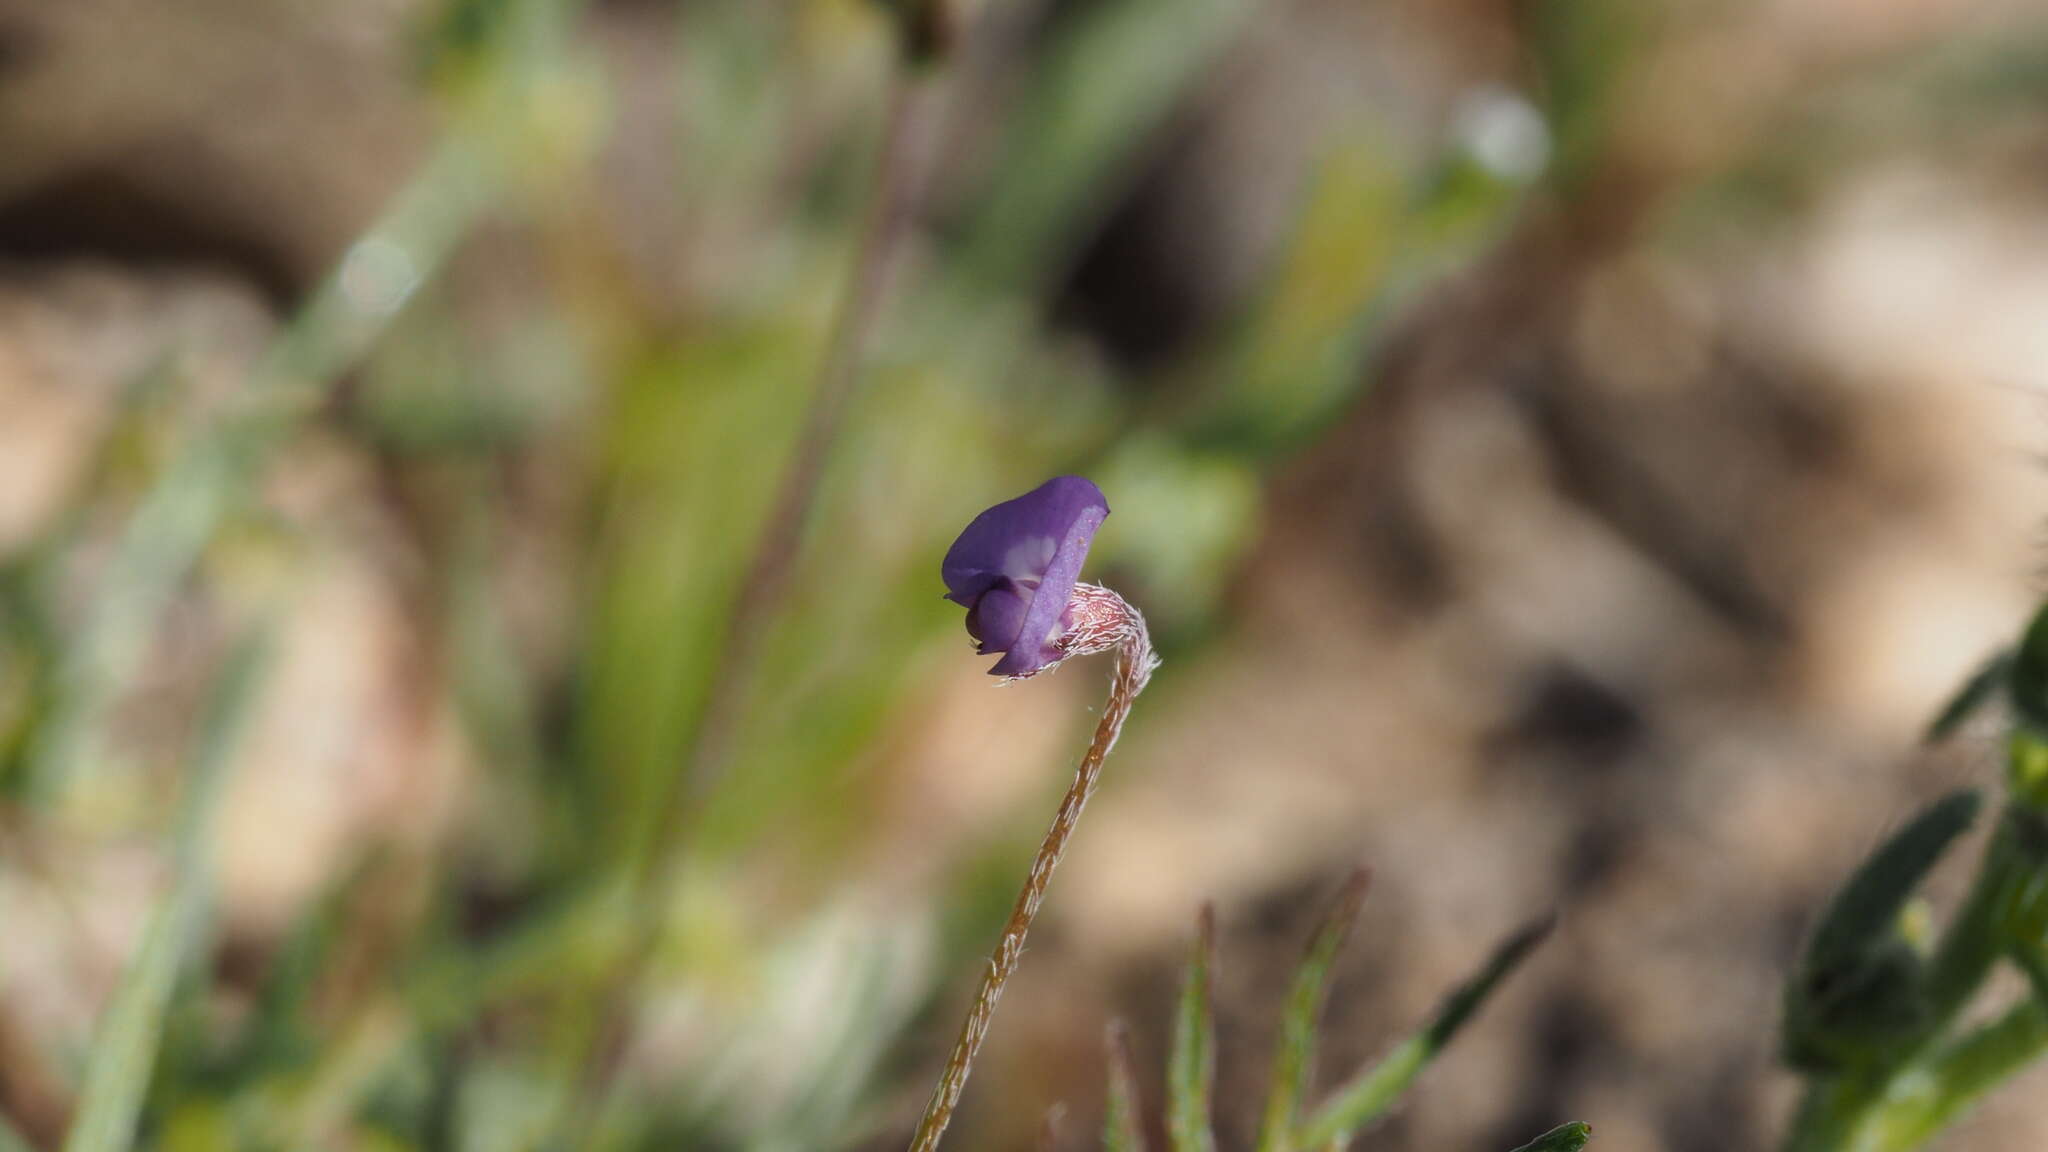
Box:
942;476;1110;677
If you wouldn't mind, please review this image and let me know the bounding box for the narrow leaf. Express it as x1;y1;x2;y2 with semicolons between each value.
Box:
1257;868;1371;1152
1508;1121;1592;1151
1785;790;1983;1071
1167;904;1218;1152
2011;603;2048;735
63;636;269;1152
1803;791;1980;974
1105;1019;1148;1152
1927;649;2010;743
2009;938;2048;1013
1295;915;1553;1149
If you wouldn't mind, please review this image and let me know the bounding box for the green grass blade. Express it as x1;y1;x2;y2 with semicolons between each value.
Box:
957;0;1251;295
1105;1019;1148;1152
1927;649;2011;742
1295;915;1553;1149
25;133;496;802
1167;904;1218;1152
1508;1121;1593;1151
63;635;269;1152
1803;791;1980;974
1257;868;1371;1152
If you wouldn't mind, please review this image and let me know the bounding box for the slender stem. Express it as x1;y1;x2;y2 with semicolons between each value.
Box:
1860;1000;2048;1150
909;601;1155;1152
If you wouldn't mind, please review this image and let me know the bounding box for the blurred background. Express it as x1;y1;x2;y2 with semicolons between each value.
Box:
4;0;2048;1149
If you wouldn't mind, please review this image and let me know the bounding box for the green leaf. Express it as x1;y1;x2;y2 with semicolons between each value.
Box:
1257;868;1370;1152
1294;916;1552;1149
1834;999;2048;1152
1784;791;1981;1070
2011;603;2048;736
64;635;270;1152
1804;791;1979;972
1927;648;2011;743
1167;905;1218;1152
1507;1121;1592;1151
1104;1019;1148;1152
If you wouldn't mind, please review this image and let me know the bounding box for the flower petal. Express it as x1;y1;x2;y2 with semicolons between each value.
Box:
941;476;1109;602
965;581;1030;653
989;497;1106;676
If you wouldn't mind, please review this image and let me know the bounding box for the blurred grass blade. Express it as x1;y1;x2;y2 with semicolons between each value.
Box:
1167;905;1218;1152
1508;1122;1593;1151
2010;939;2048;1015
0;1113;32;1152
64;635;270;1152
1927;649;2011;743
958;0;1250;294
27;135;494;800
1294;916;1553;1149
2011;603;2048;735
1257;868;1371;1152
1105;1019;1148;1152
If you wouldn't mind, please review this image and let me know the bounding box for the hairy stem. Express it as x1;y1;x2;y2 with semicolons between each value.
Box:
909;594;1156;1152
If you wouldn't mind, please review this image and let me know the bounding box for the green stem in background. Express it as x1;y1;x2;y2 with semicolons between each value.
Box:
1854;999;2048;1150
908;602;1157;1152
1166;904;1219;1152
1293;916;1552;1151
1103;1019;1149;1152
1781;1067;1883;1152
1790;999;2048;1152
62;635;270;1152
1257;869;1371;1152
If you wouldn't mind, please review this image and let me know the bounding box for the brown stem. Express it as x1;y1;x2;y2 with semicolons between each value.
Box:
909;590;1156;1152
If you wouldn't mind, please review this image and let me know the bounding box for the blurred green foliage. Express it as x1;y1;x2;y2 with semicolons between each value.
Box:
1135;879;1561;1152
6;0;2048;1145
5;0;2047;1142
1781;602;2048;1151
0;0;1545;1145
